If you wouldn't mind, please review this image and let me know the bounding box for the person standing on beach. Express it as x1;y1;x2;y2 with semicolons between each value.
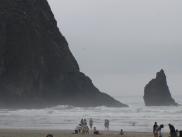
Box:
104;119;110;131
153;122;159;137
83;118;87;126
81;118;84;126
89;118;93;129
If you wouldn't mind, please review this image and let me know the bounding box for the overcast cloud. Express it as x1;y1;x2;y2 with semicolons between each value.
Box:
48;0;182;97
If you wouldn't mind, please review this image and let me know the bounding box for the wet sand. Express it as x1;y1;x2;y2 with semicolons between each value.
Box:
0;129;169;137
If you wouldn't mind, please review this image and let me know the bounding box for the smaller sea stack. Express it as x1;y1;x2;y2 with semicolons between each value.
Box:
143;69;178;106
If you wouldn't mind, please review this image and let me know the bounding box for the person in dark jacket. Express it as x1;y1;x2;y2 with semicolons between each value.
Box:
168;124;177;137
153;122;159;137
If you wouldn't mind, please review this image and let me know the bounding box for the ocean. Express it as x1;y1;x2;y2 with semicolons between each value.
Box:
0;95;181;132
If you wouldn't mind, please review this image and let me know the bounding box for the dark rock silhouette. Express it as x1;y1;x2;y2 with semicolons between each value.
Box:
144;69;178;106
0;0;127;108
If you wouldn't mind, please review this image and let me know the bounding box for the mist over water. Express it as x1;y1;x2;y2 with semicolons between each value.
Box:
0;95;181;132
48;0;182;97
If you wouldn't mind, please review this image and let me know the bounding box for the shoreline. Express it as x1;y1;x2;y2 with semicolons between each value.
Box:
0;129;169;137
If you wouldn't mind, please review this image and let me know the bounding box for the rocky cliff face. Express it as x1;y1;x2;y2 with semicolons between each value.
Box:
143;69;178;106
0;0;127;108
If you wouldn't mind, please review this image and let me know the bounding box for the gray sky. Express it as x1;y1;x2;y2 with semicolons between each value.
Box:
48;0;182;97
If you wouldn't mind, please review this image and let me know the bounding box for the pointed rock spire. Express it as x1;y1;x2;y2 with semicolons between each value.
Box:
143;69;178;106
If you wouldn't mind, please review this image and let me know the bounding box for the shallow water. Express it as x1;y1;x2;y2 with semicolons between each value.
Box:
0;95;181;132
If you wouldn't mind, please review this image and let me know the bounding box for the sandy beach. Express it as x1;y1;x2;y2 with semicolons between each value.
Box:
0;129;169;137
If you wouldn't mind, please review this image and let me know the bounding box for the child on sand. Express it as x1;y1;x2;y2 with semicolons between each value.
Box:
93;127;100;135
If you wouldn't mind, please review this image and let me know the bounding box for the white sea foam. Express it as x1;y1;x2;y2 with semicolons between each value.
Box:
0;95;182;132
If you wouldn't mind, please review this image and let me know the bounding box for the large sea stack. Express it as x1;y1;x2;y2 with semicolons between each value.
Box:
144;69;178;106
0;0;127;108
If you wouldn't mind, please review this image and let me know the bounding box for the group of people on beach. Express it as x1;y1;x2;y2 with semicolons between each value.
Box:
153;122;164;137
74;118;110;135
48;120;182;137
153;122;181;137
73;119;181;137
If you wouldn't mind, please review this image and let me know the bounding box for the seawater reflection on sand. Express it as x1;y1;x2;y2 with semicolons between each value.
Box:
0;95;182;132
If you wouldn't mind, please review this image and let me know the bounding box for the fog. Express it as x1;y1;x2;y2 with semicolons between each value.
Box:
47;0;182;97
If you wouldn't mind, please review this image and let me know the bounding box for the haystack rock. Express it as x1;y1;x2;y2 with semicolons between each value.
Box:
0;0;127;108
144;69;178;106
